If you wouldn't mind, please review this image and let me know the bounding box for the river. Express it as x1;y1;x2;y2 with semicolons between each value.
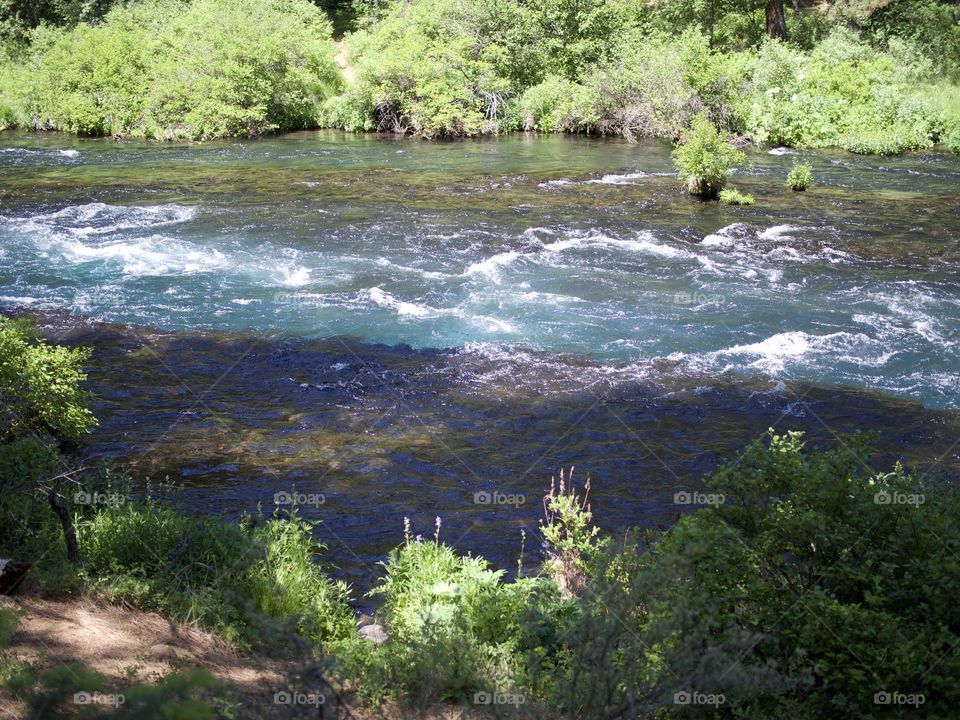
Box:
2;130;959;588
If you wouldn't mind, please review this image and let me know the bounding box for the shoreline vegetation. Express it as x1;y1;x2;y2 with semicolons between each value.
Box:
3;314;960;716
0;0;959;155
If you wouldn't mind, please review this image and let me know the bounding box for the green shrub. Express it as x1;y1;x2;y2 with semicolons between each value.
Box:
80;496;354;647
27;9;152;135
355;517;565;705
786;160;812;191
643;431;960;717
0;317;96;442
2;0;340;139
672;113;747;197
747;27;944;154
329;0;516;137
518;74;598;133
718;188;754;204
144;0;340;140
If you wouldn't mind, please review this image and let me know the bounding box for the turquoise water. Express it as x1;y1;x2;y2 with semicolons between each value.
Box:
2;131;959;407
2;131;959;581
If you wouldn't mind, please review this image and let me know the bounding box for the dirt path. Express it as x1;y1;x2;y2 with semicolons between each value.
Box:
0;595;495;719
0;594;285;718
334;40;356;84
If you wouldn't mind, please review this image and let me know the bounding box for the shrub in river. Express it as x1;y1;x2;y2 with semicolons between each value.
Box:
673;113;747;198
718;187;755;204
786;160;812;191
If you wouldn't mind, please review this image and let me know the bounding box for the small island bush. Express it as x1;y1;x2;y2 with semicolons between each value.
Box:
787;160;813;190
672;113;747;198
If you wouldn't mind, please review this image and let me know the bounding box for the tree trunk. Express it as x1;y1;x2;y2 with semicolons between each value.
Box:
766;0;789;41
48;489;80;566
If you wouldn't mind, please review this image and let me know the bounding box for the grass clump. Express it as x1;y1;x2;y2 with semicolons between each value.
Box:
76;485;355;648
787;160;813;190
718;188;755;204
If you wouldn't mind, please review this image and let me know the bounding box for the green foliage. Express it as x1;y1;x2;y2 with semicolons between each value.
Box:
672;113;747;197
747;28;946;154
27;10;152;135
3;0;958;153
144;0;341;140
718;187;754;204
0;317;97;442
1;0;340;140
786;160;812;190
352;518;565;706
645;431;960;717
79;494;354;647
861;0;960;80
518;75;598;134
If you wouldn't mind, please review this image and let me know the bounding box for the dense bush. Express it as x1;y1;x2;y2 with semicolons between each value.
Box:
0;317;96;441
144;0;341;140
746;28;946;153
640;431;960;718
0;0;341;139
